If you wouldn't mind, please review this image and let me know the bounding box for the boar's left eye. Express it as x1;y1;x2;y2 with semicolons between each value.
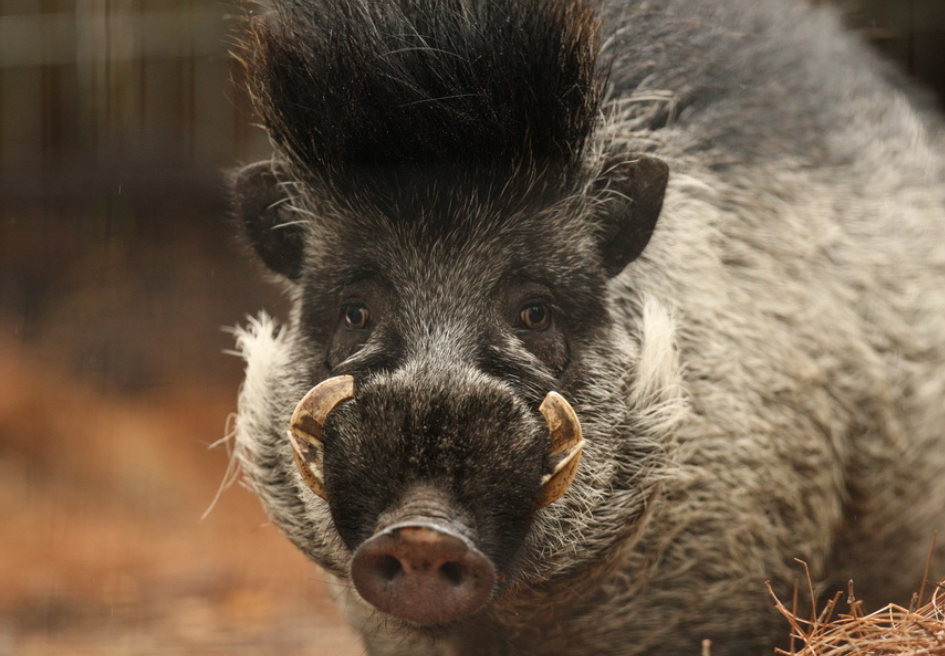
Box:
519;303;552;331
343;304;371;330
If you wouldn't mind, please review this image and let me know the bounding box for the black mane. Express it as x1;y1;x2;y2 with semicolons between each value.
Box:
242;0;604;213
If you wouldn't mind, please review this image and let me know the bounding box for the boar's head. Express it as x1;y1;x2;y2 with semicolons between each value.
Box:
231;0;674;629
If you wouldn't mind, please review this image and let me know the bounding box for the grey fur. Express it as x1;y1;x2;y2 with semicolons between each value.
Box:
231;0;945;654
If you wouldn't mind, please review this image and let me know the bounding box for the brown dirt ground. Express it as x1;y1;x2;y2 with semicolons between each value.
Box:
0;340;364;656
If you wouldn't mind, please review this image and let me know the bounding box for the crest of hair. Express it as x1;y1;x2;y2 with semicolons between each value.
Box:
240;0;605;216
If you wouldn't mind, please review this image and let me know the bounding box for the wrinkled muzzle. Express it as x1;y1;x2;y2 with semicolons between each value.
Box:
287;375;585;509
285;374;585;624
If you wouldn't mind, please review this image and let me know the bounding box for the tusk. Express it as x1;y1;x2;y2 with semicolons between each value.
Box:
535;391;586;508
287;375;355;500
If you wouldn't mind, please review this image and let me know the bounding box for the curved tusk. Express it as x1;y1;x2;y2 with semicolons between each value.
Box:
287;375;355;500
535;391;586;508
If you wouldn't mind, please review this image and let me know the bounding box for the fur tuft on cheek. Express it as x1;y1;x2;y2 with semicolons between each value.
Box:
230;312;356;577
630;294;687;435
232;312;294;494
233;313;291;406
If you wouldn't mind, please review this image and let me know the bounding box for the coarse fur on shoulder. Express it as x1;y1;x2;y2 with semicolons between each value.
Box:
599;0;938;167
239;0;606;216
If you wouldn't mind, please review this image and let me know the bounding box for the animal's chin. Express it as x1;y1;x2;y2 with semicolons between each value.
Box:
387;608;488;637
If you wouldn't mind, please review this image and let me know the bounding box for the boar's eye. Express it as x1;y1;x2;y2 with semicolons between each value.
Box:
519;303;552;331
343;304;371;330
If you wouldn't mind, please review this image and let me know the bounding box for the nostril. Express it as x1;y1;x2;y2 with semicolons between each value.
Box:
378;555;403;582
351;522;496;625
440;561;464;586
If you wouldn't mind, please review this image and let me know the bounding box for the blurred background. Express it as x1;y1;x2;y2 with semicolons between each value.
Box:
0;1;942;654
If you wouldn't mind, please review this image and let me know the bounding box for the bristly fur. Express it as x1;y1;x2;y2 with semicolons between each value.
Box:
231;0;945;653
241;0;604;214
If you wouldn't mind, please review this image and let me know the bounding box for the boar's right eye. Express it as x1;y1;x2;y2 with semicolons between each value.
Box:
343;305;371;330
519;302;553;331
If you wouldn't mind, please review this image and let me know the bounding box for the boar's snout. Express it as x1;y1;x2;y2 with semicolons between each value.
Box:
351;521;496;625
288;368;587;623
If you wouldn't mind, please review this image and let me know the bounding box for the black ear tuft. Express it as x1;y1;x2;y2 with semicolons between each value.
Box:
596;155;670;278
231;161;305;281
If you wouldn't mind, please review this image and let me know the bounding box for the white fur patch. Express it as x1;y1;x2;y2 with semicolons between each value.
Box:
233;312;290;406
232;312;292;492
630;296;687;438
633;296;681;404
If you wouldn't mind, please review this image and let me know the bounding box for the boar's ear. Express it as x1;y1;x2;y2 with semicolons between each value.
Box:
231;160;305;282
594;154;669;278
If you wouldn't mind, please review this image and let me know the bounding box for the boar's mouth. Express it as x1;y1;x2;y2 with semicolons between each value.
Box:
286;376;586;624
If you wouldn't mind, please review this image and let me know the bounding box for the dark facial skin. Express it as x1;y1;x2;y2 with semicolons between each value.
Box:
287;213;608;584
231;149;667;627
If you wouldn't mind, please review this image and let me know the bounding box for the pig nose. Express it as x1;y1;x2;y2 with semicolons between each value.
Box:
350;523;496;625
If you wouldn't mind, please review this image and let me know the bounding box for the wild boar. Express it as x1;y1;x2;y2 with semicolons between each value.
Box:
230;0;945;654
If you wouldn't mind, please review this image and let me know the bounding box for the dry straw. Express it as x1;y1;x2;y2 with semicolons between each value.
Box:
768;542;945;656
